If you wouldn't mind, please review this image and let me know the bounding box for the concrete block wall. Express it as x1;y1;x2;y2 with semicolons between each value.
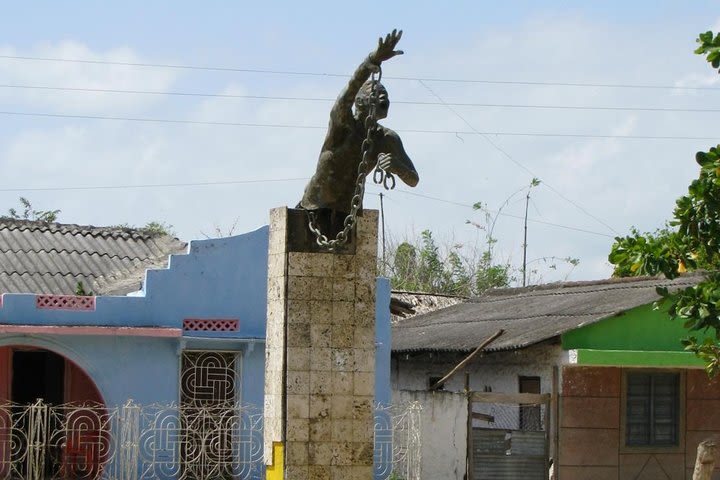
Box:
264;208;379;480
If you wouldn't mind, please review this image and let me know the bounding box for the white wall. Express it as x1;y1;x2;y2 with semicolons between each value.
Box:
392;343;567;395
392;343;569;464
393;390;468;480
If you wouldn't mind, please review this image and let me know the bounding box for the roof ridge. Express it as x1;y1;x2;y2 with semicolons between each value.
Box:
470;274;702;304
0;218;180;241
396;311;613;329
390;289;467;299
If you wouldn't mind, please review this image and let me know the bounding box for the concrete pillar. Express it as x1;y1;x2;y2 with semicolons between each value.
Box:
265;207;378;480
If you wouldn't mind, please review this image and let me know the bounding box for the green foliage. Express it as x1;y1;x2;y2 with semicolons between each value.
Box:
75;281;93;296
141;221;175;237
608;226;699;278
388;230;511;296
608;31;720;376
696;31;720;71
3;197;60;223
475;251;512;293
111;221;175;237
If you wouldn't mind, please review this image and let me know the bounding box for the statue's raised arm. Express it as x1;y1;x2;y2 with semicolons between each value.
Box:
329;30;404;124
298;30;419;242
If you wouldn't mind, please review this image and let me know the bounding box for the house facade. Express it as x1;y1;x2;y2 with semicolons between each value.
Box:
0;220;394;479
392;274;719;480
559;302;715;479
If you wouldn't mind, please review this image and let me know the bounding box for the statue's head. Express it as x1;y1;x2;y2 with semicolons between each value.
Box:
355;80;389;119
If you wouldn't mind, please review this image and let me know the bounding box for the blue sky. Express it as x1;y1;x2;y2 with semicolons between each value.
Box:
1;2;719;283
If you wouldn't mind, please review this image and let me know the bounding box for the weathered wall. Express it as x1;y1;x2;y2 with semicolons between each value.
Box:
559;365;621;479
392;343;565;477
394;389;468;480
392;343;565;396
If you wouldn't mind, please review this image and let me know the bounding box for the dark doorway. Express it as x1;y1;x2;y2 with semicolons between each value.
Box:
12;350;65;404
519;376;541;431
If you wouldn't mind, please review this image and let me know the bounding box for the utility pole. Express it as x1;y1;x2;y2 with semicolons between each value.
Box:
379;192;387;275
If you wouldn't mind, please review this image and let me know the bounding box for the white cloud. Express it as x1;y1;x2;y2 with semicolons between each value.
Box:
0;41;179;113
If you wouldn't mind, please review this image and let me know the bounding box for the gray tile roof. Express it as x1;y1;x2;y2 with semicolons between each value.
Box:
392;274;703;353
0;219;187;295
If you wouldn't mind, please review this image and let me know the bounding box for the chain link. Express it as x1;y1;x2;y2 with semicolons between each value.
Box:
308;67;383;250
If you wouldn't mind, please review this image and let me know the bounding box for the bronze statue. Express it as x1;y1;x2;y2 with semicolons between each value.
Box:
299;30;419;224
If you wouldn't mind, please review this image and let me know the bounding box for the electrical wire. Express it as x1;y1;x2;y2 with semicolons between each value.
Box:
0;54;717;91
417;80;620;234
0;83;717;113
376;189;615;238
0;110;714;141
0;177;308;192
0;178;616;239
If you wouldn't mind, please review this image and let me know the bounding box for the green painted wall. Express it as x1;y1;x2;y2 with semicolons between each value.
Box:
562;303;697;352
575;349;705;367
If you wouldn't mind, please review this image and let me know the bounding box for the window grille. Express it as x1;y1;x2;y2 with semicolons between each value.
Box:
180;351;240;479
626;372;679;446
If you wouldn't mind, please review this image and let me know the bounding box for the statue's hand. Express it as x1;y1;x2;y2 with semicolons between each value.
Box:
369;29;404;65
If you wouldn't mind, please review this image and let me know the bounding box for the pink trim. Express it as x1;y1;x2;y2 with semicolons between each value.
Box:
0;325;182;337
36;295;96;311
183;318;239;332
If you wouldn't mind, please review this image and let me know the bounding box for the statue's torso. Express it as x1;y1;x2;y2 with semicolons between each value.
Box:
300;117;380;213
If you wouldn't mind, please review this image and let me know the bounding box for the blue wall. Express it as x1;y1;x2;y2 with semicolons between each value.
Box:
0;225;392;409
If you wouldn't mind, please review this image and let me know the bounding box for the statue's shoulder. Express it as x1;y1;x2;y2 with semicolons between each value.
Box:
377;125;402;142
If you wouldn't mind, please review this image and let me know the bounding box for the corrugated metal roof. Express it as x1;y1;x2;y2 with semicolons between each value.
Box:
392;274;702;353
0;219;187;295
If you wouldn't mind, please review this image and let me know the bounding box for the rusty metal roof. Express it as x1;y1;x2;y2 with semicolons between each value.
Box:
0;219;187;295
392;274;702;353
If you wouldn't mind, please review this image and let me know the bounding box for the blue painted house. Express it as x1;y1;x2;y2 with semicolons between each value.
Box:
0;219;392;479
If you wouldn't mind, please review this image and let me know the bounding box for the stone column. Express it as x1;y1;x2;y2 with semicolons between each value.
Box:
265;207;378;480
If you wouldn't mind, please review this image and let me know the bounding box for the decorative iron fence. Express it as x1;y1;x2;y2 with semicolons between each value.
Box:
374;402;422;480
0;400;421;480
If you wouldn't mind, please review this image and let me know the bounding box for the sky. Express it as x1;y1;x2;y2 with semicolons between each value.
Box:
0;1;718;284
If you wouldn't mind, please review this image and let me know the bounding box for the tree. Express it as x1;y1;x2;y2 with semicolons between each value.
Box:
386;177;579;296
386;229;511;296
609;30;720;376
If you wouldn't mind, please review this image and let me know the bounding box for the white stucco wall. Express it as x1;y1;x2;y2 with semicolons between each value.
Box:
392;343;569;466
393;389;468;480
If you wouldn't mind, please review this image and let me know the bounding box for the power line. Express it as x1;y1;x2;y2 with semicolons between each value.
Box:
0;54;717;91
377;189;615;238
0;110;715;141
418;80;620;235
0;177;308;192
0;176;616;239
1;83;718;113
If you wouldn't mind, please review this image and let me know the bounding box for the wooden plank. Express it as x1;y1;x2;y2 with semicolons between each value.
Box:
430;329;504;391
466;372;473;480
470;392;551;405
472;412;495;423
